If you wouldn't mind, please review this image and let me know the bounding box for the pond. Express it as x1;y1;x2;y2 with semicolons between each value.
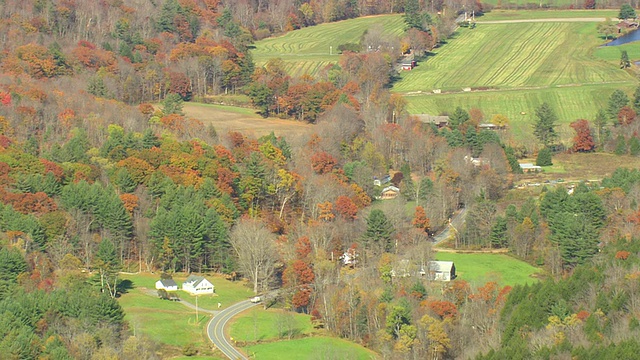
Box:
605;28;640;46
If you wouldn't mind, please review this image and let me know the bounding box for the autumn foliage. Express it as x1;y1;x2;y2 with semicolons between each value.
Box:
311;151;337;174
570;119;595;152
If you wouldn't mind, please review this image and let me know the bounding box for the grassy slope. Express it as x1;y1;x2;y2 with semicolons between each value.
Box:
244;337;378;360
252;15;405;76
394;22;630;92
478;9;617;21
434;252;542;286
229;308;316;342
394;20;637;142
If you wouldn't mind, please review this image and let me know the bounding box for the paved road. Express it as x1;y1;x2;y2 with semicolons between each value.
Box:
207;299;258;360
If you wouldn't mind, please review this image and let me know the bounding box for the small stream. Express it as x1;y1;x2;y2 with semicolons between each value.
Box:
605;28;640;46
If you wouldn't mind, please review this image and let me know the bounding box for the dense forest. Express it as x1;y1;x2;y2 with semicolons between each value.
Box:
1;0;640;359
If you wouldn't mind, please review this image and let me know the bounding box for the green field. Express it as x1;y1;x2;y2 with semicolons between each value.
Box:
229;308;316;342
395;20;637;142
478;9;617;21
394;22;630;92
434;252;542;286
252;15;404;76
244;336;378;360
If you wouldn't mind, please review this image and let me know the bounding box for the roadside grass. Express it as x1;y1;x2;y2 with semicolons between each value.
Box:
252;15;404;76
478;9;617;21
433;252;542;286
243;336;378;360
229;308;317;343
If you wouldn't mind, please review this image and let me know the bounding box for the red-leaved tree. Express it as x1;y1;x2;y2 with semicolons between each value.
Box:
570;119;595;152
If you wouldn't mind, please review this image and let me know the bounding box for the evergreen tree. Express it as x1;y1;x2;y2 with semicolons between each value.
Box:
594;109;608;148
629;136;640;156
363;209;395;253
619;3;637;19
620;50;631;69
115;168;137;193
615;134;627;155
536;147;553;166
162;93;184;115
490;216;508;248
533;103;558;147
449;107;470;130
142;128;160;149
504;146;523;174
633;85;640;112
608;89;629;121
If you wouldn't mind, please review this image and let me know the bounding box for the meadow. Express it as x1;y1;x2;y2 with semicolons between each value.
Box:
477;9;617;21
251;15;404;77
433;252;542;286
243;337;378;360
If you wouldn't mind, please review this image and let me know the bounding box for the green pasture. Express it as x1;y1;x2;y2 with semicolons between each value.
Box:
595;43;640;62
252;15;404;76
229;308;316;342
478;9;617;21
394;22;631;92
434;252;542;286
244;336;378;360
405;82;636;142
187;102;258;116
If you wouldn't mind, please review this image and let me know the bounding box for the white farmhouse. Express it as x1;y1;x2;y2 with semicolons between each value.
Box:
182;275;214;295
427;261;456;281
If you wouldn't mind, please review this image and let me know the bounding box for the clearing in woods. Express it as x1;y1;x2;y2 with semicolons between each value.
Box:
183;102;312;138
251;15;405;77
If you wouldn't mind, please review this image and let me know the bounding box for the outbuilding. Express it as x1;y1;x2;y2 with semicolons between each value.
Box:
427;261;456;281
155;278;178;292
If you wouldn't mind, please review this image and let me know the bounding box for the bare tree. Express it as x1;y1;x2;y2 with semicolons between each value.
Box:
230;218;278;294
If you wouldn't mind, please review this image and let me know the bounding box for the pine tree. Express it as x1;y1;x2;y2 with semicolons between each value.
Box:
615;134;627;155
449;107;470;130
115;168;137;193
142;128;160;149
608;90;629;121
620;50;631;69
594;109;608;148
629;136;640;156
533;103;558;147
490;216;508;248
363;209;395;253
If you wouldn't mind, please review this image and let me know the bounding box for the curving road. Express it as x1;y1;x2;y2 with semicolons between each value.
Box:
207;299;258;360
433;207;467;245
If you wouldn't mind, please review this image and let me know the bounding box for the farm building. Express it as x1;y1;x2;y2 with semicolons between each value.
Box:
401;59;416;70
413;114;449;128
427;261;456;281
478;123;500;130
182;275;214;295
380;186;400;200
155;279;178;291
373;174;391;187
519;163;542;173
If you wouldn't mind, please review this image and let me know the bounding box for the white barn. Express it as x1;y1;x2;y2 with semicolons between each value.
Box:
155;278;178;291
182;275;214;295
427;261;456;281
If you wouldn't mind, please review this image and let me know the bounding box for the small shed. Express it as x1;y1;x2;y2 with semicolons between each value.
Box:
182;275;214;295
428;261;456;281
519;163;542;173
380;185;400;200
155;279;178;291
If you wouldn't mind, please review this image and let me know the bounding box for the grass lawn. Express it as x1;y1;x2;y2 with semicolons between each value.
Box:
252;15;404;76
120;272;254;311
478;9;617;21
433;252;542;286
229;308;316;343
243;336;378;360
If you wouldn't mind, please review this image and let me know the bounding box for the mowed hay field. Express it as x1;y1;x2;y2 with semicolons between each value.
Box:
394;22;631;92
395;20;638;142
183;102;312;138
252;15;404;77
